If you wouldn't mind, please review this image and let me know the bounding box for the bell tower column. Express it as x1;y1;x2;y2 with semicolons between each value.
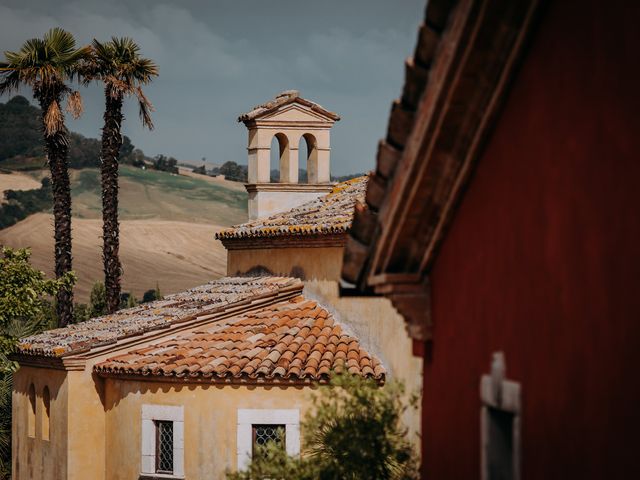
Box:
247;128;271;183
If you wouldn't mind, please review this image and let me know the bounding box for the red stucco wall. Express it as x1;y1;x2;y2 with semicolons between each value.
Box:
424;0;640;478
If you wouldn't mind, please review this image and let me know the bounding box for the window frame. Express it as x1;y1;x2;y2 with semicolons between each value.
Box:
237;409;300;471
141;405;184;479
480;352;521;480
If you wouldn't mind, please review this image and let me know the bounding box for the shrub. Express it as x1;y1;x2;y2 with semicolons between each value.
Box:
228;374;419;480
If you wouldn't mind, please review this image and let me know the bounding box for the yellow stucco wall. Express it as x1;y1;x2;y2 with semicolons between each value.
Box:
103;379;316;479
66;369;106;480
303;280;424;450
12;366;69;480
227;246;343;280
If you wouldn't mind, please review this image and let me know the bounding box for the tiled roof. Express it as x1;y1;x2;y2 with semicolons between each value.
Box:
18;277;300;357
94;295;385;383
216;176;368;240
238;90;340;122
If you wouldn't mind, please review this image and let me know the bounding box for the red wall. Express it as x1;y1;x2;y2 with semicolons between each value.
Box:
424;0;640;478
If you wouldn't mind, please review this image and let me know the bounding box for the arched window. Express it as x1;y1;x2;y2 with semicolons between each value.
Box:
270;133;290;183
42;386;50;441
28;383;36;438
299;133;318;183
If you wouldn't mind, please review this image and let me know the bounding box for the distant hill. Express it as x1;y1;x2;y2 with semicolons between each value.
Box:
0;165;247;302
0;95;137;171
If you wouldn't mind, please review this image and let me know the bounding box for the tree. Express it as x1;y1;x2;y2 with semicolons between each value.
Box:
83;37;158;313
88;281;107;318
228;374;419;480
0;28;91;326
152;154;178;173
0;247;74;477
216;161;248;182
192;164;207;175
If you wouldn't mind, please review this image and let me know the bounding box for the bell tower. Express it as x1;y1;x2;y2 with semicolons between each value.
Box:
237;90;340;220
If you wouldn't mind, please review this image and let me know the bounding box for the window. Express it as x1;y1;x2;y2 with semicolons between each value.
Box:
42;386;50;441
155;420;174;474
486;407;514;479
237;409;300;471
141;405;184;478
27;383;36;438
252;424;285;457
480;352;521;480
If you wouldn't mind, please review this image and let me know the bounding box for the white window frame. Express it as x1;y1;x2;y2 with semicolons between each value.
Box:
141;404;185;479
237;408;300;471
480;352;521;480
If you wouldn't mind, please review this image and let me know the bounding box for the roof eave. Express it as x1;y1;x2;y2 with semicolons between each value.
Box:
341;0;545;341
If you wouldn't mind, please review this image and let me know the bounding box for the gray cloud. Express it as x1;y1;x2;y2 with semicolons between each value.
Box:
0;0;424;175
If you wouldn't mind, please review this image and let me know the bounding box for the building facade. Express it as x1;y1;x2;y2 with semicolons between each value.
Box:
343;0;640;478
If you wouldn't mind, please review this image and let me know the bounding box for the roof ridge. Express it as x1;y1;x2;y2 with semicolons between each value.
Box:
16;277;303;359
217;176;369;241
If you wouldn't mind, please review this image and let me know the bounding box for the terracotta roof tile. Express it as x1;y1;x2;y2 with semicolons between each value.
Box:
94;295;385;383
237;90;340;123
18;276;301;358
216;176;368;241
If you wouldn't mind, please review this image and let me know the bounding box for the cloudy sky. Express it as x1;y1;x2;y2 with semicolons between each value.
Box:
0;0;424;175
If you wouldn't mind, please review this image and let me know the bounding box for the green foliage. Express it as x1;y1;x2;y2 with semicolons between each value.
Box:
141;283;162;304
88;281;107;318
228;374;419;480
192;165;207;175
0;247;73;478
152;155;179;174
214;161;248;182
0;96;42;161
118;292;137;310
0;177;52;229
0;96;143;170
126;294;137;308
72;302;90;323
0;247;74;340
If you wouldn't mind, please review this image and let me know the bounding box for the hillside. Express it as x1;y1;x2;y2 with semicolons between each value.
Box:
0;213;229;302
0;166;247;302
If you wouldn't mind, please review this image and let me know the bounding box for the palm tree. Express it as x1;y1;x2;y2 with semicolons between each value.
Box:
85;37;157;313
0;28;90;326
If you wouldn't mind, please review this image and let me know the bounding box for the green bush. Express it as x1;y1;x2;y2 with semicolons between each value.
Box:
228;374;419;480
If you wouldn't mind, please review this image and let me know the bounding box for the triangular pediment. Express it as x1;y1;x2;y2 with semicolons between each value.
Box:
238;90;340;123
261;103;333;123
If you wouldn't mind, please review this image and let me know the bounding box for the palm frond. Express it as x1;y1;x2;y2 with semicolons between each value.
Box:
44;100;64;136
65;90;83;119
43;27;77;59
90;36;158;129
135;86;155;129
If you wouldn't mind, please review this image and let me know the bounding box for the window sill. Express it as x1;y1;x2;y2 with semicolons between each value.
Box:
139;474;185;480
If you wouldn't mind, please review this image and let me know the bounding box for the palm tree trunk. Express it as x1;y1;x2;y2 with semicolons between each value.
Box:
39;93;74;327
100;89;124;313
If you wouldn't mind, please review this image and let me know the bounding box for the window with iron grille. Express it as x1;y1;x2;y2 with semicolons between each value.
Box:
155;420;174;474
252;424;285;457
